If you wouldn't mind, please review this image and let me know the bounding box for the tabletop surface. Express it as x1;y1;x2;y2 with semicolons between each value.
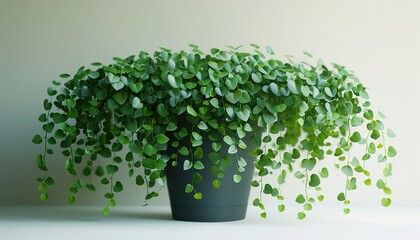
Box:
1;205;419;240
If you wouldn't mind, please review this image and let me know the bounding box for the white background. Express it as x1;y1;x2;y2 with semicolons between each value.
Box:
0;0;419;212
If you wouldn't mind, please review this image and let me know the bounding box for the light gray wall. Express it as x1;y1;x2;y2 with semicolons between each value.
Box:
1;0;419;207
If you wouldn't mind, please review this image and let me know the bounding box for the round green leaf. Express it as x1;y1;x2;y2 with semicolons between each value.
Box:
179;147;189;156
233;174;242;183
295;194;306;204
157;103;168;117
225;89;241;104
209;98;219;108
223;135;234;145
102;207;110;216
297;212;306;220
32;135;43;144
112;92;128;105
143;144;156;156
42;122;55;133
386;129;396;138
287;80;299;94
132;97;143;109
197;121;208;130
156;133;170;144
376;179;386;189
135;175;145;186
113;181;124;192
183;160;192;171
193;192;202;200
168;74;178;88
265;46;275;55
304;203;313;211
187;105;198;117
111;82;124;91
319;167;329;178
278;204;285;212
213;179;221;188
308;174;321;187
381;198;392;207
106;165;118;174
302;158;316;171
350;132;361;142
59;73;70;78
337;192;346;201
193;161;205;170
341;165;354;176
184;184;193;193
118;134;129;145
387;146;397;157
351;116;363;126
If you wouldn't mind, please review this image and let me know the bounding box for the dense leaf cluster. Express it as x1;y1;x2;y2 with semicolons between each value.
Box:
33;44;395;219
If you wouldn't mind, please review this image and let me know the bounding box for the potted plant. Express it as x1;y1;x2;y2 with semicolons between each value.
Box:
33;44;396;221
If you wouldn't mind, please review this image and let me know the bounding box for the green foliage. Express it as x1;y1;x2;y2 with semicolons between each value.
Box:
33;45;395;219
233;174;242;183
381;197;392;207
297;212;306;220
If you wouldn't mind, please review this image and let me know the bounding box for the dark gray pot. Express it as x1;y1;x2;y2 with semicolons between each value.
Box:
165;126;257;222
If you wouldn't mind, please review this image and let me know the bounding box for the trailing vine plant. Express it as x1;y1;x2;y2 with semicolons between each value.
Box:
33;44;396;219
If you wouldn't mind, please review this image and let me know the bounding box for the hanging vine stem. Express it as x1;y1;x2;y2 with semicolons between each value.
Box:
41;125;49;179
234;151;240;178
304;152;310;201
380;130;392;194
342;120;353;214
67;143;77;204
133;117;145;182
143;114;157;206
36;83;62;202
363;130;372;170
297;150;313;219
143;163;150;207
258;140;269;218
86;121;104;192
39;117;51;201
102;152;117;215
276;148;286;213
188;121;200;199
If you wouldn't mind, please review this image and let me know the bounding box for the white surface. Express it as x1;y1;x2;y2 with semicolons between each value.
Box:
1;206;419;240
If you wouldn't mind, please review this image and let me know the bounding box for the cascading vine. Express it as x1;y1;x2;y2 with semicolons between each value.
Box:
33;44;396;219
